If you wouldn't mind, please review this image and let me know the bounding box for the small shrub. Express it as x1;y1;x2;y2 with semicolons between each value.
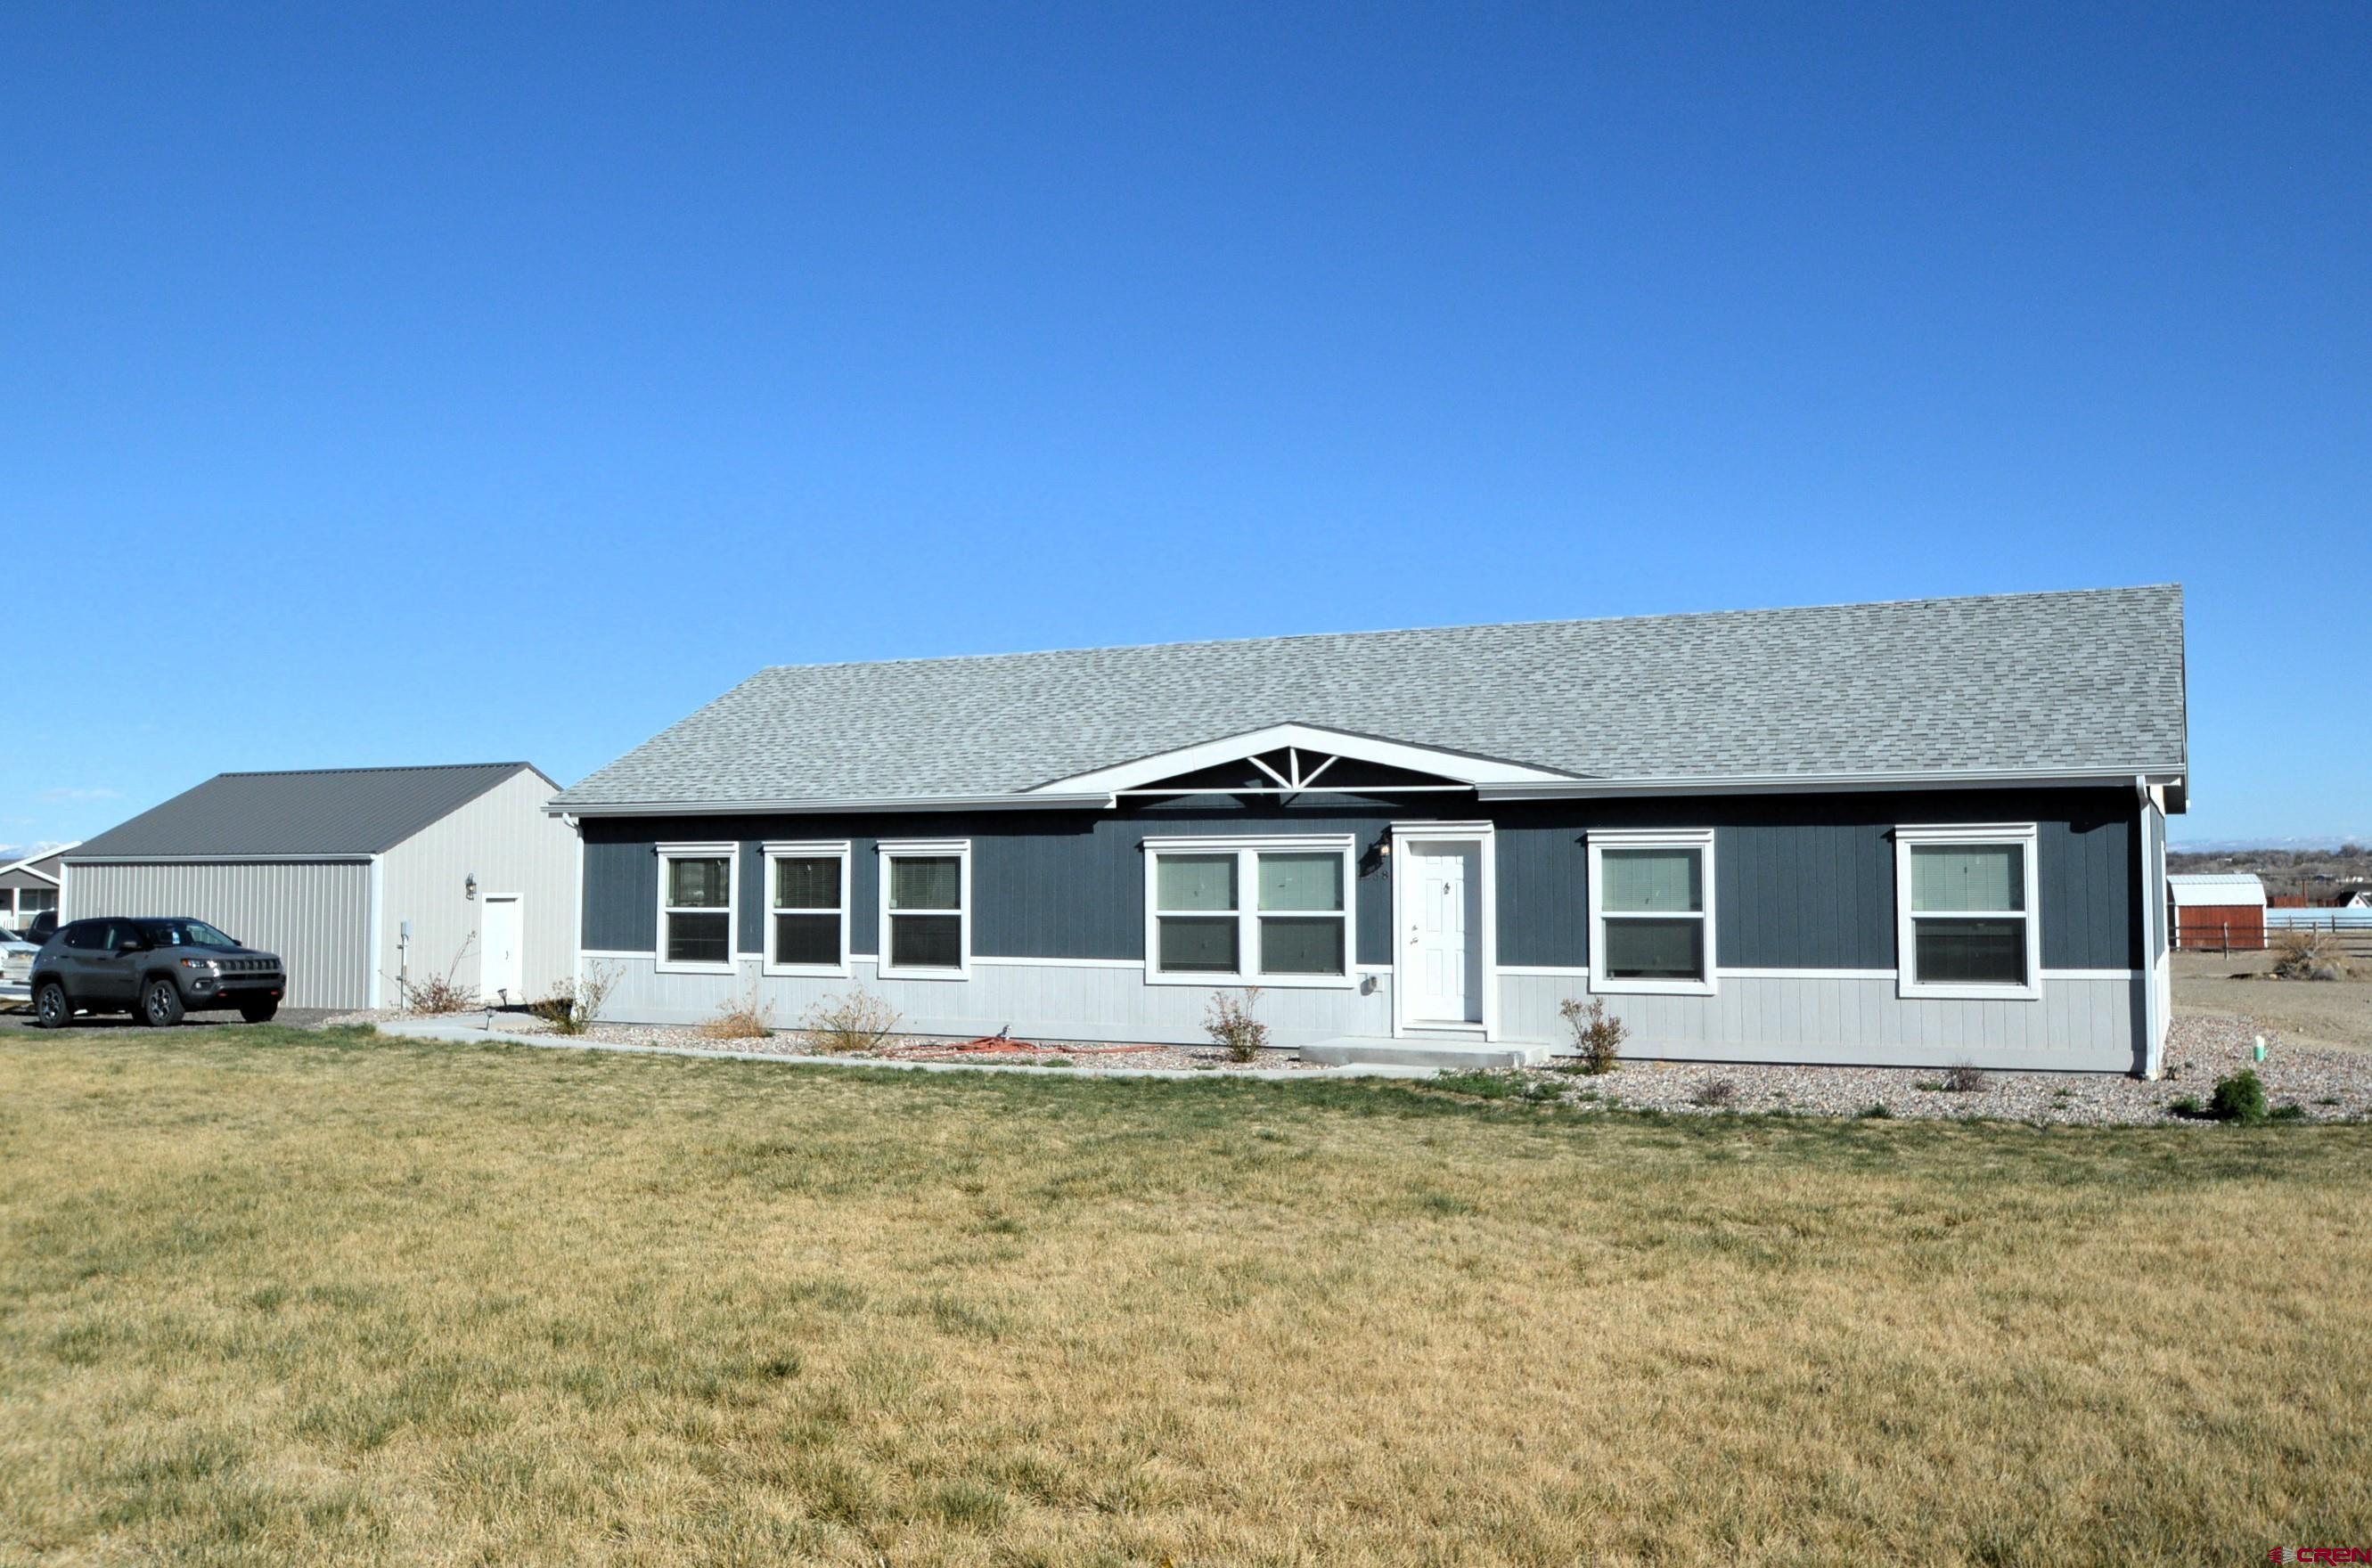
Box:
530;962;620;1036
798;989;901;1054
2272;928;2352;981
1913;1079;1945;1092
2167;1095;2205;1118
2268;1104;2306;1123
1857;1102;1894;1120
397;938;478;1015
1940;1063;1990;1094
1206;988;1267;1063
2208;1068;2269;1125
1691;1078;1738;1109
1558;998;1626;1075
699;985;777;1041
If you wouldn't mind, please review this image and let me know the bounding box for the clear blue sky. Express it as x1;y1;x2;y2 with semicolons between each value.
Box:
4;2;2365;853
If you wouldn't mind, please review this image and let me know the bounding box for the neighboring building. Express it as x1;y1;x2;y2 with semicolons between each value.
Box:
2166;872;2267;951
0;844;72;930
61;764;573;1009
553;585;2188;1076
2335;889;2372;910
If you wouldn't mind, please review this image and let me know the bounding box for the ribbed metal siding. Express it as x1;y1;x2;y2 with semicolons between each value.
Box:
61;861;372;1009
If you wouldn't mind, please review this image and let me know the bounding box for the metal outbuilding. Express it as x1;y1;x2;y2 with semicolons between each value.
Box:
61;764;573;1009
2166;872;2268;951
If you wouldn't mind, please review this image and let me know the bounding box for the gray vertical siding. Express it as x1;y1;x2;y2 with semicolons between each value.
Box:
582;788;2139;972
61;860;373;1009
585;805;1402;965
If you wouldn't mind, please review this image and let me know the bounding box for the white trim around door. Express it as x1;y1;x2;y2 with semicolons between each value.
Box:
1390;821;1497;1039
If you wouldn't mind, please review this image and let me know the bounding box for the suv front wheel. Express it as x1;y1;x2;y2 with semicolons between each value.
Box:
139;977;185;1028
34;981;70;1029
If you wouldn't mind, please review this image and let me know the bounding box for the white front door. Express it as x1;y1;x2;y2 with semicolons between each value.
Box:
1403;841;1482;1025
480;896;524;1002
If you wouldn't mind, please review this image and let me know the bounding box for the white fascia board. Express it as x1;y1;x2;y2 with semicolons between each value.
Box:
0;841;80;881
1029;723;1575;795
550;791;1116;819
1478;768;2188;802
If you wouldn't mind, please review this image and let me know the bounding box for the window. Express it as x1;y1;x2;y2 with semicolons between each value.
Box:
1144;835;1354;985
19;888;54;915
879;840;969;977
1588;829;1715;995
1895;824;2040;999
657;844;736;973
765;841;850;976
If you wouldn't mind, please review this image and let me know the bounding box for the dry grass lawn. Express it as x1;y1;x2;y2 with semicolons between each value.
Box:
2174;949;2372;1052
4;1027;2370;1566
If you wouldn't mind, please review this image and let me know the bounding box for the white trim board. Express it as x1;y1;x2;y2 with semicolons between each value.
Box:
1391;821;1499;1040
877;839;972;981
655;842;739;976
760;840;854;979
1587;827;1717;998
1894;822;2042;1002
1141;833;1358;990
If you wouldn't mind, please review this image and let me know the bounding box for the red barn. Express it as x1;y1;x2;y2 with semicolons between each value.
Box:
2167;873;2267;951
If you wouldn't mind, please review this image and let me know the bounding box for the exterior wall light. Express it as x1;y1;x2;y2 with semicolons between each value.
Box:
464;874;478;900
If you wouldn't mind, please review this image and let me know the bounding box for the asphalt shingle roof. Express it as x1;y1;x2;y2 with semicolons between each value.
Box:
552;585;2187;809
69;764;549;860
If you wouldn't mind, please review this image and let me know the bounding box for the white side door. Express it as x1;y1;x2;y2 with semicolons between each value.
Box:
1403;842;1482;1025
479;896;524;1003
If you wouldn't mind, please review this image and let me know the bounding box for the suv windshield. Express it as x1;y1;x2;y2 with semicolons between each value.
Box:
140;920;240;950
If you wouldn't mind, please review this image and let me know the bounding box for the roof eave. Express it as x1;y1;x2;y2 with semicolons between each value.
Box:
62;853;378;865
550;766;2189;818
548;790;1119;819
1476;766;2189;801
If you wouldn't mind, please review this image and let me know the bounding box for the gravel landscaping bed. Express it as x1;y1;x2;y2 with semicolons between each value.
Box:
1501;1013;2372;1125
321;1009;2371;1119
325;1009;1322;1071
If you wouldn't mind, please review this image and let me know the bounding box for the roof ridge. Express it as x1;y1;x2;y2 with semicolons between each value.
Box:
753;584;2182;676
215;762;533;779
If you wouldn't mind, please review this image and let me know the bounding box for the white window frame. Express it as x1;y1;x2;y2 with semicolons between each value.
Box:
655;841;739;976
1894;823;2041;1001
1142;833;1358;989
877;839;971;980
762;840;852;977
1587;828;1716;997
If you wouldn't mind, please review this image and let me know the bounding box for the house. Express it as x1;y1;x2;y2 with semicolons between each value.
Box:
0;844;73;931
552;585;2188;1075
61;764;575;1009
2335;889;2372;911
2166;872;2267;951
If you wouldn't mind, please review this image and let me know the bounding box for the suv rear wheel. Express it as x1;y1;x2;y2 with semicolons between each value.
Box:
140;976;184;1028
34;981;70;1029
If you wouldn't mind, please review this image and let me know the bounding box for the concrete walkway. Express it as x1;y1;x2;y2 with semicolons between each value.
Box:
372;1017;1442;1082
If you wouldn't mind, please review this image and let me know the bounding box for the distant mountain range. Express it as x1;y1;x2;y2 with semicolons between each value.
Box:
2173;836;2370;854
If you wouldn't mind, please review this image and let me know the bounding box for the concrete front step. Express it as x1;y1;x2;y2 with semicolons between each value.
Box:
1300;1035;1550;1070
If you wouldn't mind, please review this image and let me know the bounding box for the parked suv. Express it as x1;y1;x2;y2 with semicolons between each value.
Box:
31;918;287;1027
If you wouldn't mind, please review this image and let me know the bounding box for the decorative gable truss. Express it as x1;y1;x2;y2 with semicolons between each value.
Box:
1029;723;1575;804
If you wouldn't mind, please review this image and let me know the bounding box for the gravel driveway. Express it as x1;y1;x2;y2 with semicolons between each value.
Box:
0;1004;340;1035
